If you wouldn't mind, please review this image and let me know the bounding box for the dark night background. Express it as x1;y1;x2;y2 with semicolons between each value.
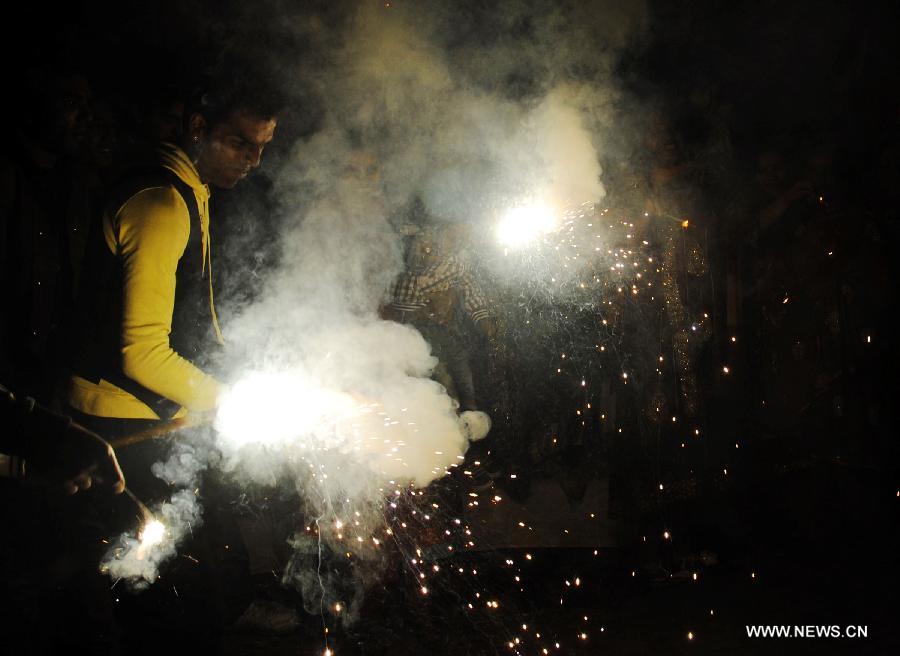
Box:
1;1;898;654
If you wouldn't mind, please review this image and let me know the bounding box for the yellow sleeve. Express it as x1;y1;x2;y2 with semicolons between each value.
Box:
115;187;225;411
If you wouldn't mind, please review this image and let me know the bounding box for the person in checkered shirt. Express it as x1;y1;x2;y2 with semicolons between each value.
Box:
383;223;498;411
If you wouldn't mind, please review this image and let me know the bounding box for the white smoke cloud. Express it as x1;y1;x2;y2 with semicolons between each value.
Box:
101;441;208;587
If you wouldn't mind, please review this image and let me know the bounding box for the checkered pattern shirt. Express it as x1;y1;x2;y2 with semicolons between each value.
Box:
390;256;491;323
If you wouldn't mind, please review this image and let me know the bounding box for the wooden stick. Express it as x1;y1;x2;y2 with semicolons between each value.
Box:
123;487;153;523
109;417;207;449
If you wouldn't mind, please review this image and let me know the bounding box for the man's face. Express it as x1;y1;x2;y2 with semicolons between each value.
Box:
343;149;381;188
646;118;680;168
194;110;277;188
756;151;786;196
86;100;117;168
410;232;439;269
150;99;185;144
36;74;92;155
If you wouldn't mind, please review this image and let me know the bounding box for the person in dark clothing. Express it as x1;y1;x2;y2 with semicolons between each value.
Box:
0;380;126;655
384;223;498;412
0;65;94;403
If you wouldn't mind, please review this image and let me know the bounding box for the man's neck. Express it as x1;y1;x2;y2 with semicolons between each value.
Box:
181;140;211;185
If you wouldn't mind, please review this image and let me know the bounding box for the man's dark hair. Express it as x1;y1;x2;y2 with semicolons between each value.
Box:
189;58;285;128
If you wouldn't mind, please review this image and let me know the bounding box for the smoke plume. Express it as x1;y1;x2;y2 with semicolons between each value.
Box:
103;0;647;618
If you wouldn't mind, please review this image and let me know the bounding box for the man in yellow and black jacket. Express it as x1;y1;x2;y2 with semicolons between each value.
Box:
66;77;279;433
56;71;283;653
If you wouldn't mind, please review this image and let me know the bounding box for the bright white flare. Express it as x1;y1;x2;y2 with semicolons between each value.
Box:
215;370;363;449
135;518;166;560
214;364;485;488
496;201;557;249
139;520;166;549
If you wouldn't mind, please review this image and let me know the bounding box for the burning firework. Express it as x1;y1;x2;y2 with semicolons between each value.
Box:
137;519;166;555
496;200;558;250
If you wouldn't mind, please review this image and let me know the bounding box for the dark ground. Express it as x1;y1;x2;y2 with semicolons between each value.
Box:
221;461;898;656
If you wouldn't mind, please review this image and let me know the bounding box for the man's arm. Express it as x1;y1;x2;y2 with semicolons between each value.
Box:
456;263;492;324
1;382;125;494
456;262;502;341
115;187;225;411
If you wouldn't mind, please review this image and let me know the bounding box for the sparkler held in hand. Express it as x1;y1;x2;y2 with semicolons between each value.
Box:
122;487;167;556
